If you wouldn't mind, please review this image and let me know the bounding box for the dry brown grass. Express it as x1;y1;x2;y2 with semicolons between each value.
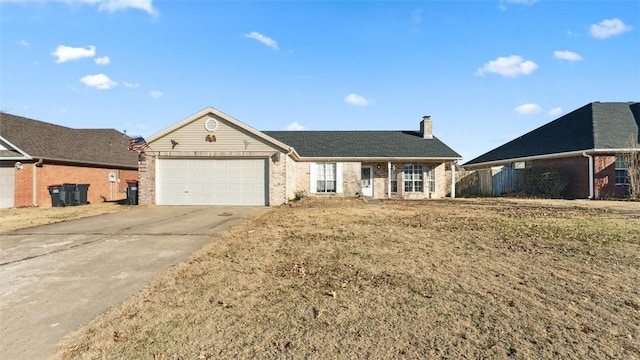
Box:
55;198;640;359
0;202;132;234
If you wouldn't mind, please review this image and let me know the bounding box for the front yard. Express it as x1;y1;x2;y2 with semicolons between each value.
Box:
54;198;639;359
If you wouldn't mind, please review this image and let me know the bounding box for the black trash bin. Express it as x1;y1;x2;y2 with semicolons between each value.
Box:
75;184;90;205
61;183;77;206
126;180;139;205
48;184;63;207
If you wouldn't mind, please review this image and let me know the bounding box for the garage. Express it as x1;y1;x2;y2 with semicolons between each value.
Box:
0;164;15;208
156;158;267;206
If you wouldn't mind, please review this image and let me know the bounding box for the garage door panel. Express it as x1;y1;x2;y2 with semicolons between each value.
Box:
0;166;15;208
157;158;266;206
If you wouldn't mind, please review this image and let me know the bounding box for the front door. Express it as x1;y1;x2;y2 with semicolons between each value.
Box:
361;166;373;197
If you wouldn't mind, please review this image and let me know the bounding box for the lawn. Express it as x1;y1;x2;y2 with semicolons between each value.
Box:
55;198;640;359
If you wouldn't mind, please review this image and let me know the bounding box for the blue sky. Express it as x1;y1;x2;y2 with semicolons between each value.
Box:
1;0;638;161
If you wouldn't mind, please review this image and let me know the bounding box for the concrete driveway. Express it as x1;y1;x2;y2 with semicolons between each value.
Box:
0;206;267;359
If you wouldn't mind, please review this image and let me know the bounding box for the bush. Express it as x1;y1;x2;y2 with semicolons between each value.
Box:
519;167;569;198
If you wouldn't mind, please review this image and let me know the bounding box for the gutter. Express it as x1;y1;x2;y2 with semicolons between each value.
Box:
464;148;637;170
582;152;594;199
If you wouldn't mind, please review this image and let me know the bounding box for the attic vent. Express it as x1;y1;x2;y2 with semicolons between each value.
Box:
204;117;219;132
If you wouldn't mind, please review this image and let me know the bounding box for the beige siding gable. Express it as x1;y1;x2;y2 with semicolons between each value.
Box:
149;114;281;153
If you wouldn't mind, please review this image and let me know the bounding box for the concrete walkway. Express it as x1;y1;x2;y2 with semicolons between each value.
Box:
0;206;267;359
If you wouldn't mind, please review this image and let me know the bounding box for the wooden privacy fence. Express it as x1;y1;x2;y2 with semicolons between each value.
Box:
455;168;520;197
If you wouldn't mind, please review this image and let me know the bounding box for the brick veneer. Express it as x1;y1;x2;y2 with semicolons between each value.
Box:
14;161;137;208
527;155;629;199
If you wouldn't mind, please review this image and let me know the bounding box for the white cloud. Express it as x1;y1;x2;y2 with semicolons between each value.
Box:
52;45;96;63
286;122;304;130
590;18;632;39
243;31;278;50
7;0;157;15
344;93;373;106
18;39;29;46
80;73;117;89
123;82;140;88
549;107;563;117
97;0;156;15
514;103;542;114
476;55;538;77
95;56;110;65
150;90;163;98
553;50;583;62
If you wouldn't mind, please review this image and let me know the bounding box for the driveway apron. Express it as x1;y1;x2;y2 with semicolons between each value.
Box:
0;206;266;359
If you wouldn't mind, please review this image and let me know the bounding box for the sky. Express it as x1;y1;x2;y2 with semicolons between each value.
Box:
1;0;639;162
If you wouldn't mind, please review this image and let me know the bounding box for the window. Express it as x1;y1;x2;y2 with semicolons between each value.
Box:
316;163;336;192
615;154;630;185
390;164;398;192
404;164;423;192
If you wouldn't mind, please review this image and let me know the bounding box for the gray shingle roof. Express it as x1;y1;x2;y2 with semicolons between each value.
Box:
0;112;138;168
464;102;640;166
264;130;461;159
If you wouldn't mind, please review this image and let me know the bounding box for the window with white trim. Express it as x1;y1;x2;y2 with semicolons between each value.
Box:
404;164;423;192
316;163;337;193
615;154;630;185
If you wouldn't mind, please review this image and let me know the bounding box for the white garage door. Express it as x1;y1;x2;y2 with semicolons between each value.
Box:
157;158;267;206
0;165;15;208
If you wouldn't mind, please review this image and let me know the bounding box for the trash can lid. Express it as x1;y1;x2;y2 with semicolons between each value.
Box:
48;184;62;187
125;179;138;183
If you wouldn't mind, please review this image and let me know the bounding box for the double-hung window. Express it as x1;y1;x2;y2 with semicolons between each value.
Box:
404;164;423;192
615;155;630;185
316;163;337;193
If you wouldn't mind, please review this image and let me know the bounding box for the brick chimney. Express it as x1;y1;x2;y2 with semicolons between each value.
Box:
420;115;433;139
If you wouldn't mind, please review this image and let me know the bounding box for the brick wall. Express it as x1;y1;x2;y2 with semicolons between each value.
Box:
594;154;629;198
14;161;137;208
529;155;628;199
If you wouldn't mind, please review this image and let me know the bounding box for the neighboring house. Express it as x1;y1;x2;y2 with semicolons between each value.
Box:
139;107;461;206
463;102;640;199
0;112;139;208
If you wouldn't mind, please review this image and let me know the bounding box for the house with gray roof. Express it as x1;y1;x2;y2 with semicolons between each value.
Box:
0;112;138;208
463;102;640;199
139;107;461;206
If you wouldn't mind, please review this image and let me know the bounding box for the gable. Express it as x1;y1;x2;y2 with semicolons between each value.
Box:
148;113;285;152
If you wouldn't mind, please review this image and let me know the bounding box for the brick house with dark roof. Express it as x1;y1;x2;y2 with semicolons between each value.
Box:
138;107;461;206
0;112;138;208
463;102;640;199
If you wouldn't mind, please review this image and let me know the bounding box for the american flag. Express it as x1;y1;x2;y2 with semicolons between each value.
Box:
128;136;150;151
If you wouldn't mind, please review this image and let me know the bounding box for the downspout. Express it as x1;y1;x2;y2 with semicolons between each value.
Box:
451;161;457;198
582;152;594;199
32;158;43;207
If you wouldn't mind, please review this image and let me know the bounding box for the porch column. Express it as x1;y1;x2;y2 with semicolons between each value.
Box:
387;161;391;198
451;161;456;198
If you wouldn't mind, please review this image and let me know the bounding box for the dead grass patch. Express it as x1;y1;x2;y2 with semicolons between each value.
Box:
55;199;639;359
0;202;133;234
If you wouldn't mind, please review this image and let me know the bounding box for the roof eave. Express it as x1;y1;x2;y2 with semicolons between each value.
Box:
297;156;462;162
462;148;637;169
0;135;32;160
